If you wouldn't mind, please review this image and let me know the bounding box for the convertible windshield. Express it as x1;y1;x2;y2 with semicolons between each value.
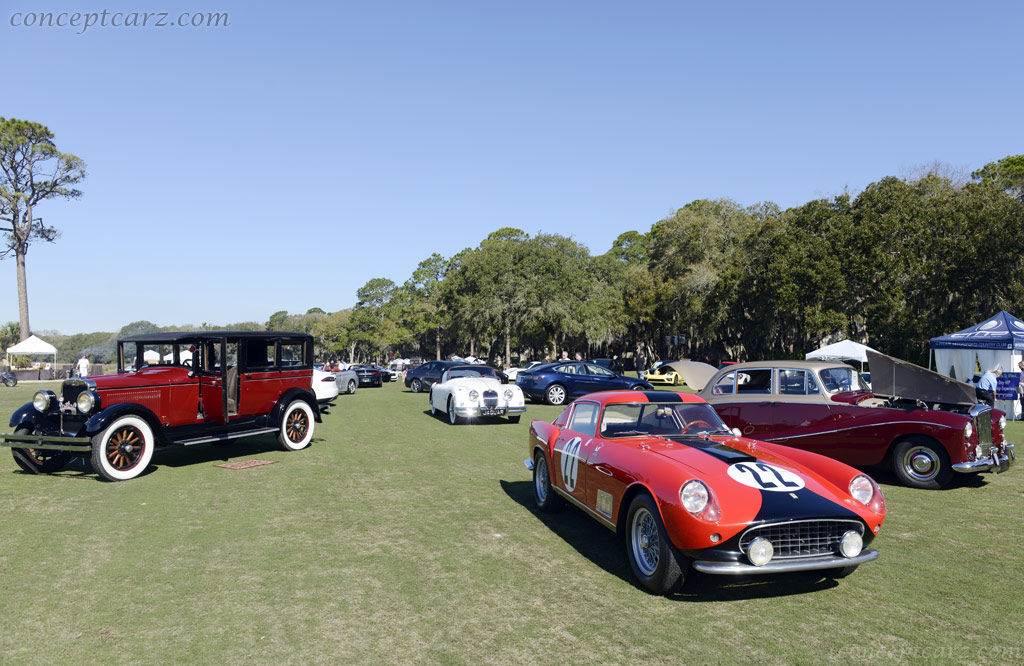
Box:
600;402;731;437
447;368;494;380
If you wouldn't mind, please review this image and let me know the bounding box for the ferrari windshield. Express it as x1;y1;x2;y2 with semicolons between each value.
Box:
600;402;731;437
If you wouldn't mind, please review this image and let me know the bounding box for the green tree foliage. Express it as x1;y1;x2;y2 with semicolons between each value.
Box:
972;154;1024;201
0;118;86;340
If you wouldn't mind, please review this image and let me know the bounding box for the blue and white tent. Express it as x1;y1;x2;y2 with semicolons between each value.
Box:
930;311;1024;417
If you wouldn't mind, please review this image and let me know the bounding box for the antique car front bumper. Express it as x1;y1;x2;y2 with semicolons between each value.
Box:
1;431;91;453
953;441;1015;474
692;549;879;575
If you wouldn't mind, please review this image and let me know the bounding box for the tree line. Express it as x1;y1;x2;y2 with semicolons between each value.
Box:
6;156;1023;369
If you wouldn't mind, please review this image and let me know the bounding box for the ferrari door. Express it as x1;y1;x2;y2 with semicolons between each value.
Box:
551;400;601;505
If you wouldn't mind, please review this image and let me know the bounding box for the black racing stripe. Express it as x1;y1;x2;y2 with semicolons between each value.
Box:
700;443;757;463
643;391;680;402
752;486;860;522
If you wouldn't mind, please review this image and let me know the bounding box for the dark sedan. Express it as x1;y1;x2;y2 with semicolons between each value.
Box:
515;361;653;405
349;364;384;387
405;360;462;393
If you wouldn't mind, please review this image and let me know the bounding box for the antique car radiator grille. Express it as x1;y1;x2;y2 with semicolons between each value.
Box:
975;409;993;456
483;390;498;406
62;380;88;405
739;520;864;559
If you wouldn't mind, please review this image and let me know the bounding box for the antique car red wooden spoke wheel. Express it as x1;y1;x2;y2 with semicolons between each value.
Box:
277;401;315;451
91;415;155;482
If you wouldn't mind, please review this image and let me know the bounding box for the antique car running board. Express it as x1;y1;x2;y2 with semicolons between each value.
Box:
175;427;280;446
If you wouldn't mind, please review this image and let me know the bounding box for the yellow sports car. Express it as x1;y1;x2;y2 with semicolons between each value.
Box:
646;361;682;385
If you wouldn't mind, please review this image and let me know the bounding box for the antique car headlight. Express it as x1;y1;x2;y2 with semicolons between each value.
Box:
839;530;863;558
849;475;874;505
999;415;1006;431
33;390;55;412
76;390;98;414
468;390;479;401
747;537;774;566
503;389;513;401
964;422;973;440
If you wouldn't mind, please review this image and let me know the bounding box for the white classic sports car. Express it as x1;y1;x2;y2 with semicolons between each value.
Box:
503;361;542;381
429;364;527;425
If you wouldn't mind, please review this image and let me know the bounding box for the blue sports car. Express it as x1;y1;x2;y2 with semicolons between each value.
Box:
515;361;653;405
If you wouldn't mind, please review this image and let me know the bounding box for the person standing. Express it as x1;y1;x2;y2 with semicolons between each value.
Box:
1017;360;1024;418
636;351;648;380
976;366;1001;407
75;354;91;378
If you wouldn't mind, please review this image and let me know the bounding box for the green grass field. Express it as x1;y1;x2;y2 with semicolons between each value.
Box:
1;381;1022;665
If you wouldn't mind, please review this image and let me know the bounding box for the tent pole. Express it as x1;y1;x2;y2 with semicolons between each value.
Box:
928;348;932;371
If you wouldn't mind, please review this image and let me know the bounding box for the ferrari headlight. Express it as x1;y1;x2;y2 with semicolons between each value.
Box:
503;389;513;401
76;390;97;414
747;537;774;566
32;390;54;412
680;480;709;514
849;475;874;505
964;422;973;440
839;531;863;558
468;390;479;401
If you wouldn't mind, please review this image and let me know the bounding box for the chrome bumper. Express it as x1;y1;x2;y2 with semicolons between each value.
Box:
453;404;527;417
953;442;1015;474
692;549;879;575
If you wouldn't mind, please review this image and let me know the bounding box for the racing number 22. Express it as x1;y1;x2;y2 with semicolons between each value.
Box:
732;462;801;490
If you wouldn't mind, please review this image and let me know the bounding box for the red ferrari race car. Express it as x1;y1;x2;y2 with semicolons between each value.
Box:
526;391;886;594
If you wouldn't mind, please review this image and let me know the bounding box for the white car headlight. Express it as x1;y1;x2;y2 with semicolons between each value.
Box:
680;480;709;514
468;390;479;401
849;475;874;505
503;389;513;401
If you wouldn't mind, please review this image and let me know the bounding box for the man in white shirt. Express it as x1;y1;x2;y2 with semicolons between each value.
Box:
76;355;91;378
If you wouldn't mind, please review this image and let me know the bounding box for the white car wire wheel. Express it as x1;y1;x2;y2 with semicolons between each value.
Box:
625;493;685;594
447;397;463;425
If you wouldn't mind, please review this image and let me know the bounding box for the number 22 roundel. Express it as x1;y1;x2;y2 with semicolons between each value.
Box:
727;461;805;492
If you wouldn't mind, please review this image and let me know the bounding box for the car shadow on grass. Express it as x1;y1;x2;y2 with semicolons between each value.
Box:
500;479;842;601
154;434;322;468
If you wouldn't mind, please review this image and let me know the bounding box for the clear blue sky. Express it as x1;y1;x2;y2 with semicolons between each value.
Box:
2;0;1021;335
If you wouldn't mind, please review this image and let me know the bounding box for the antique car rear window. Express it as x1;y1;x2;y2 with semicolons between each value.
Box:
279;342;306;367
245;340;276;370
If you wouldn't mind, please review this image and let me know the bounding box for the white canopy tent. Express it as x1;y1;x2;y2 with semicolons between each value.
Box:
6;334;58;369
805;340;878;364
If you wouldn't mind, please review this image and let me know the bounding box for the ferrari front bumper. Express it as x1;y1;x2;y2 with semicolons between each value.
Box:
692;549;879;575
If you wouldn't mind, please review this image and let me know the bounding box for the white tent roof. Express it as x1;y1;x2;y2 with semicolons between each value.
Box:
6;334;57;355
805;339;877;363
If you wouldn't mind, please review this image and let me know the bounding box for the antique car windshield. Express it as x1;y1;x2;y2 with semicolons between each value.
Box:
817;366;864;394
599;402;731;437
118;340;196;371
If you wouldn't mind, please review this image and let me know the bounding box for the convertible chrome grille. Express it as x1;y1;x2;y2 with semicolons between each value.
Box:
975;409;993;456
483;390;498;406
739;520;864;559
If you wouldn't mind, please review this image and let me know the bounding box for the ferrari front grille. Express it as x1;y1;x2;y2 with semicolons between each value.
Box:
739;520;864;559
